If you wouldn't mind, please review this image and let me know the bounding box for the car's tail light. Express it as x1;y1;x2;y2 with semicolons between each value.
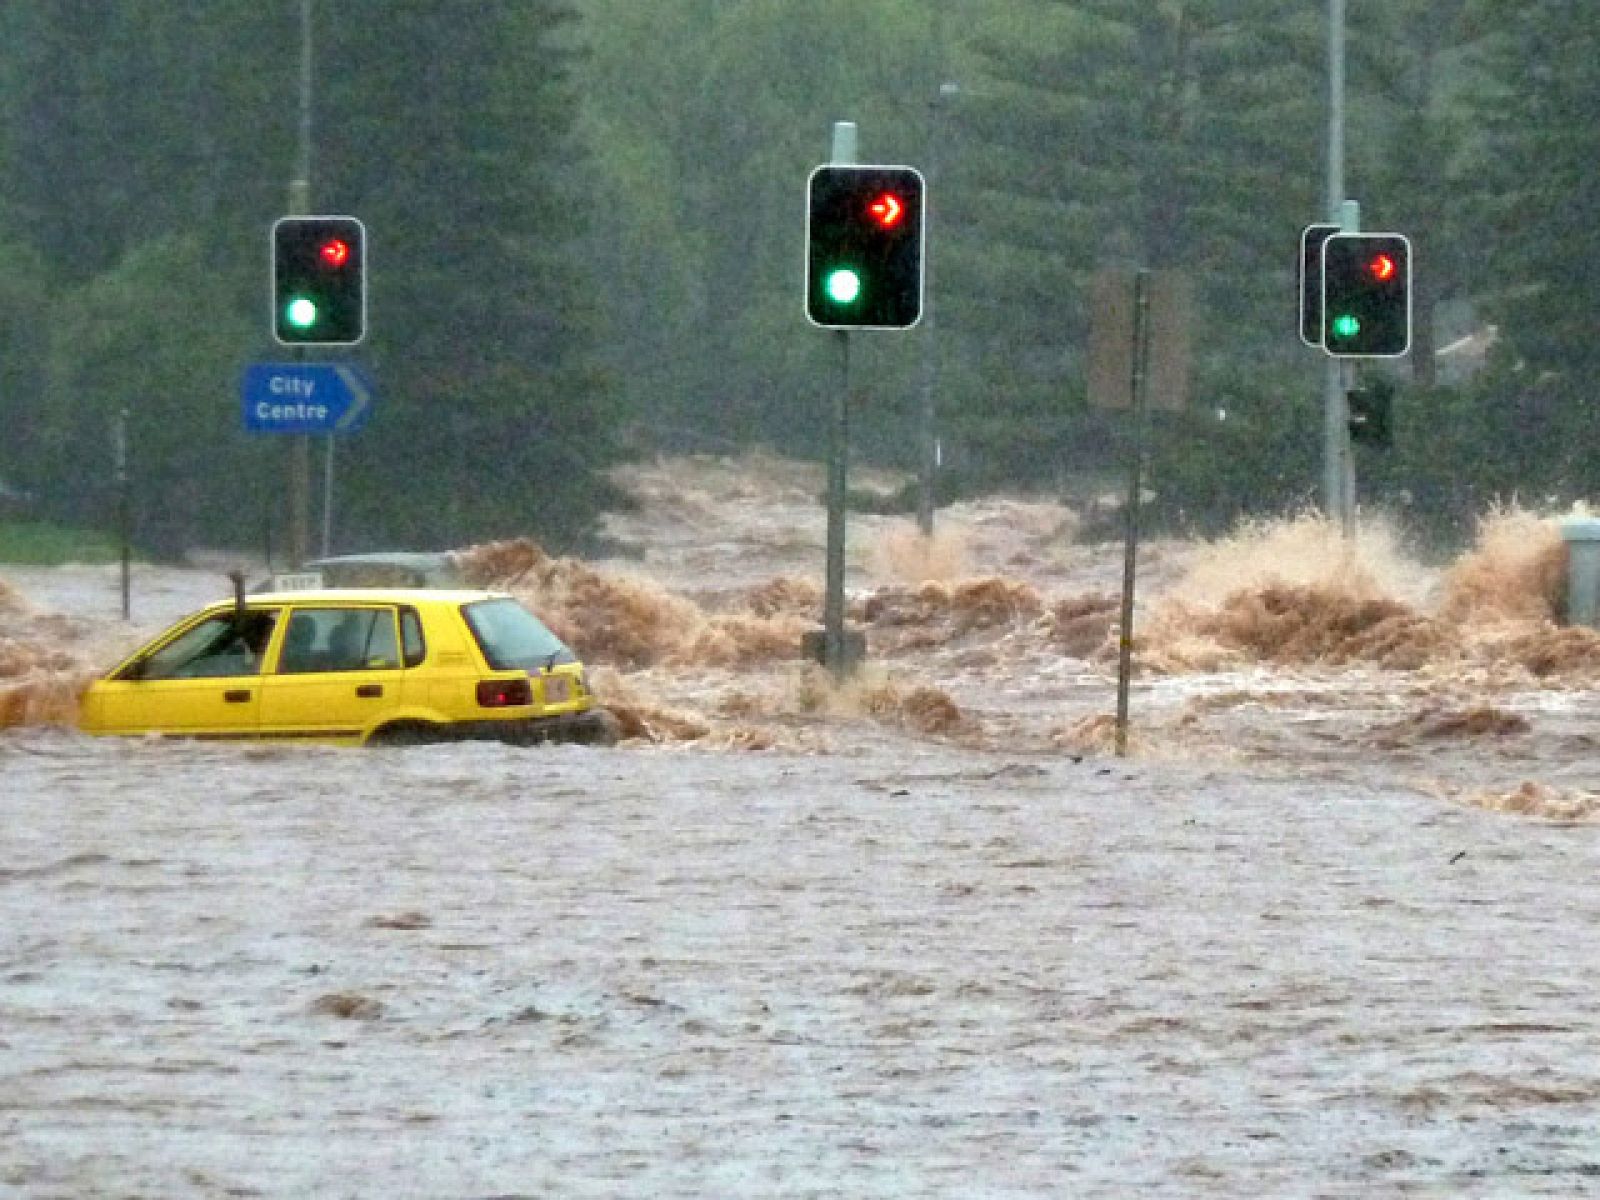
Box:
477;677;532;708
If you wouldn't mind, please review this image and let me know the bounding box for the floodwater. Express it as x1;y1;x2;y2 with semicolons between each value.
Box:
4;454;1600;1196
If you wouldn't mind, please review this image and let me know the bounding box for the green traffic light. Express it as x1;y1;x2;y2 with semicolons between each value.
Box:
825;267;862;306
1331;313;1361;340
285;296;320;329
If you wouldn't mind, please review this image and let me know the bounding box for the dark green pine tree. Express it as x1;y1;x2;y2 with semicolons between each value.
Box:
1465;2;1600;401
0;2;295;552
0;2;624;555
0;0;146;282
317;0;626;550
1392;0;1600;513
939;0;1326;505
0;1;294;281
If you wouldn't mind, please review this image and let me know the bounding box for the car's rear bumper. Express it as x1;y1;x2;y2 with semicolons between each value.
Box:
449;707;622;747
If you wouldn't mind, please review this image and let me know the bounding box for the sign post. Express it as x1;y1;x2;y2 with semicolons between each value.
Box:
242;363;374;560
1088;268;1191;755
1115;272;1153;757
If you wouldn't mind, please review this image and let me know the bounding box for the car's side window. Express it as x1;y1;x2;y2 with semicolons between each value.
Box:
399;606;426;668
135;610;279;680
277;608;401;674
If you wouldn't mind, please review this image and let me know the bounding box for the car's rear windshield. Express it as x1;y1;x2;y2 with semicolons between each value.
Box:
461;598;576;670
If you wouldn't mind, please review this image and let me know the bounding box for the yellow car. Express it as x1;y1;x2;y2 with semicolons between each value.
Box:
79;587;619;747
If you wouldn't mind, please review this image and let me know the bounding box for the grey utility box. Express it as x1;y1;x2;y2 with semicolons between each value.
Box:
1560;516;1600;627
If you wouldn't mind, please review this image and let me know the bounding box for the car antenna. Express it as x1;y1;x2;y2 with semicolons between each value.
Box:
228;569;246;624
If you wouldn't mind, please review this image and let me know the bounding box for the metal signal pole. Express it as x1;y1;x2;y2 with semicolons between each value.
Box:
823;121;858;678
1323;0;1351;529
287;0;314;567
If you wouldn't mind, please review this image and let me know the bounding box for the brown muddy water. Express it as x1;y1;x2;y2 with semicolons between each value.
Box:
3;455;1600;1196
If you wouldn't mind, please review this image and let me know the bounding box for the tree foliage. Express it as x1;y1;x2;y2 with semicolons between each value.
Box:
931;0;1326;501
0;0;1596;558
0;0;622;557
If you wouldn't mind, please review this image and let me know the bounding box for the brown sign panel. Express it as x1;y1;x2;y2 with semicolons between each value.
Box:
1087;269;1191;412
1087;268;1135;410
1146;271;1192;413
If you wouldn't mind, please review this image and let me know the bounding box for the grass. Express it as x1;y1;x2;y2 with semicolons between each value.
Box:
0;520;124;566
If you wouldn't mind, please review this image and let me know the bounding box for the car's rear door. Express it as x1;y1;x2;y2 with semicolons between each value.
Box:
257;604;403;742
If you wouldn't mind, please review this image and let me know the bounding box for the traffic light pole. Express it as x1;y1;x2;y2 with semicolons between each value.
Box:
287;185;312;570
286;0;314;569
807;121;925;675
1335;201;1360;540
1341;359;1358;540
824;330;852;678
1322;0;1349;530
821;121;859;679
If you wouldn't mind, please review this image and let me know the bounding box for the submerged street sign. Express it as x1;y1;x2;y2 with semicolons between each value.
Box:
241;363;374;435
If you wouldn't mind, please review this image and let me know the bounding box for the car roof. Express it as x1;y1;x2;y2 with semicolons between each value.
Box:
228;587;506;607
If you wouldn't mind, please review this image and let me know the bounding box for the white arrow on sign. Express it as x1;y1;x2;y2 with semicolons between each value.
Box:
332;366;372;432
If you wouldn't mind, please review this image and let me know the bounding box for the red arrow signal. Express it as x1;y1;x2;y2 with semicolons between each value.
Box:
319;238;351;268
867;193;904;228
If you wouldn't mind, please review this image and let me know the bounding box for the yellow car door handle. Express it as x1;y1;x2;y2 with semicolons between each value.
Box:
224;689;251;703
355;684;383;699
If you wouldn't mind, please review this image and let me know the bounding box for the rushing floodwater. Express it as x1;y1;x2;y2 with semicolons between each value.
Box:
4;457;1600;1194
3;731;1599;1197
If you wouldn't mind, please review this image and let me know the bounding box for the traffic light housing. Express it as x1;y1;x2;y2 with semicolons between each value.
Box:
1298;222;1338;346
272;215;367;345
1347;379;1394;447
1321;232;1411;358
806;165;925;329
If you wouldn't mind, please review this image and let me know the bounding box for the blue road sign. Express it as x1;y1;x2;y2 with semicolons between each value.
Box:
241;363;374;435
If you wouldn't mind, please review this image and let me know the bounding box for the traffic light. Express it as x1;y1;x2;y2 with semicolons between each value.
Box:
1321;232;1411;357
1299;222;1338;346
806;165;925;329
1347;379;1394;447
272;215;367;345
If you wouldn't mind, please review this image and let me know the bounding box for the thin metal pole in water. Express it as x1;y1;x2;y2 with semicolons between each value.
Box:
820;120;858;678
1341;359;1358;542
1337;200;1360;543
1115;270;1153;757
824;329;852;677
